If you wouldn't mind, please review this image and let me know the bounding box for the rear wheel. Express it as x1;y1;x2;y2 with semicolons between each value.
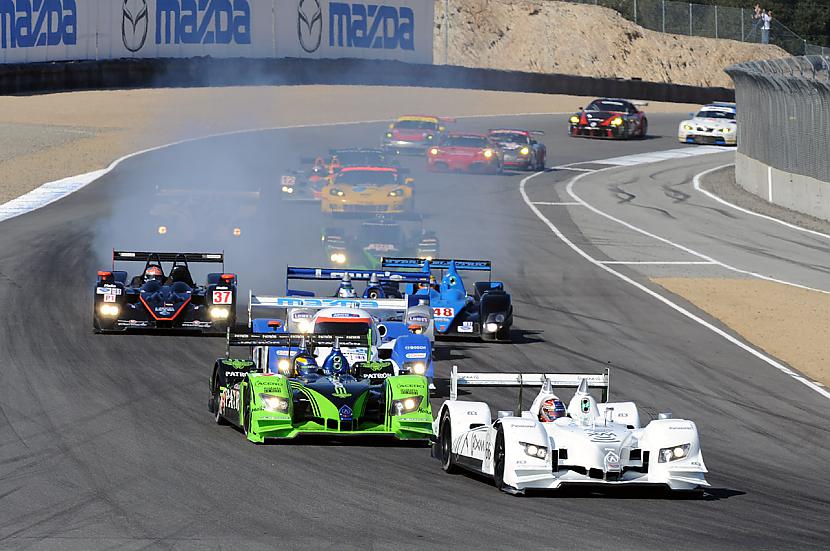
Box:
440;413;460;474
210;369;227;425
493;427;508;492
243;383;253;439
639;118;649;139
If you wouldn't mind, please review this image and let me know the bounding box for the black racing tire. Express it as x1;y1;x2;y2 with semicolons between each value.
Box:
496;324;512;342
211;369;228;426
243;382;253;439
440;412;460;474
639;118;649;139
493;426;508;492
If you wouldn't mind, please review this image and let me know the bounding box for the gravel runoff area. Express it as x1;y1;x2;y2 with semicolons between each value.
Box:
653;165;830;387
0;85;698;206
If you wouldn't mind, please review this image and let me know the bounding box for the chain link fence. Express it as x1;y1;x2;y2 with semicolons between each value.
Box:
567;0;830;55
727;55;830;183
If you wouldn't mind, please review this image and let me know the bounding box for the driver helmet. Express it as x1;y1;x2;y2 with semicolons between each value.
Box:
418;275;437;291
539;397;567;422
144;265;163;282
329;155;341;173
337;274;356;298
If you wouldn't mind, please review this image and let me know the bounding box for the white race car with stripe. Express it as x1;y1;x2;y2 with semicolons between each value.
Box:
432;367;708;494
678;102;737;146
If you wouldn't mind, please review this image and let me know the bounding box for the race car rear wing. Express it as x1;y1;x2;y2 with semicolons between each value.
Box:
248;292;411;327
226;331;369;357
285;266;430;292
449;366;610;402
381;257;492;272
112;251;224;269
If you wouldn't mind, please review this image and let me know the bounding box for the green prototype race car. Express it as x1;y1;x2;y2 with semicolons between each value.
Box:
209;332;433;443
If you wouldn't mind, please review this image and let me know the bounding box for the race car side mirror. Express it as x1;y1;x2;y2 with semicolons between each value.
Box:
404;178;414;185
578;107;583;110
377;324;388;338
439;126;446;132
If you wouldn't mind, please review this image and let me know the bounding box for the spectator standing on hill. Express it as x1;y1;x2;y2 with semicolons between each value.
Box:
762;9;772;44
749;3;763;41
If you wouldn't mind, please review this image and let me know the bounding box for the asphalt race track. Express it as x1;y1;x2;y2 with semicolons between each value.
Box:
1;109;828;550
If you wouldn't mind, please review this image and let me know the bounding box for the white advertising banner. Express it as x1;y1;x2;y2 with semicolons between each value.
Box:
275;0;433;63
0;0;433;64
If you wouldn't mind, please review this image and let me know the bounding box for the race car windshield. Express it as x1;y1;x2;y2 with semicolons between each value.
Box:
490;132;529;144
443;136;490;148
314;321;372;336
337;171;398;186
395;120;437;130
587;100;634;113
697;110;736;120
334;152;386;166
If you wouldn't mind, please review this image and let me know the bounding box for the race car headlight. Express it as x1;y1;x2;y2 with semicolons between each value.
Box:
259;394;289;413
519;146;530;156
611;117;624;126
281;185;294;193
569;116;579;124
210;307;230;319
276;359;291;375
390;395;423;416
482;149;494;159
297;319;313;333
485;322;499;333
658;443;691;463
521;442;548;459
233;228;241;237
385;132;393;138
98;304;120;317
157;225;167;235
329;188;345;197
683;124;694;131
403;361;427;375
426;134;434;141
429;147;439;156
720;127;734;133
330;252;347;264
387;188;405;197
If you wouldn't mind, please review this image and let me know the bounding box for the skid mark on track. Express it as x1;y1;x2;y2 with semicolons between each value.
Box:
521;168;830;401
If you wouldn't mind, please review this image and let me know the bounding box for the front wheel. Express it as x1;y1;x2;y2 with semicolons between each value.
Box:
440;413;460;474
493;427;508;492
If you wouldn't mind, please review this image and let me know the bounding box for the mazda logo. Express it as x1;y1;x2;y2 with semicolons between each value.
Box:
122;0;148;53
298;0;322;53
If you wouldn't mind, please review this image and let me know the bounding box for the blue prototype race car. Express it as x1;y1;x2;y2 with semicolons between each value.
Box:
381;257;513;342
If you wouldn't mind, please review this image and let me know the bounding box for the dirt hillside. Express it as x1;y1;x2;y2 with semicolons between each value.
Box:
435;0;788;88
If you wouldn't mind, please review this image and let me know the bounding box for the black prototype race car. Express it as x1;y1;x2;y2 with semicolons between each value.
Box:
93;251;236;335
569;98;648;139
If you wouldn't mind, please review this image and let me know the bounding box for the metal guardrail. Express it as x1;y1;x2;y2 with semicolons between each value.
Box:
726;55;830;183
565;0;830;56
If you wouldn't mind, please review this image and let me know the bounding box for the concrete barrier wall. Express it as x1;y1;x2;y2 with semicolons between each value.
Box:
736;152;830;220
0;56;736;102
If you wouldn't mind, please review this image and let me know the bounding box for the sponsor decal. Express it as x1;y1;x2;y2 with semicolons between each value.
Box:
332;380;351;397
339;404;353;421
404;344;426;350
407;315;428;324
97;287;122;295
331;312;360;318
277;297;380;309
363;371;390;379
122;0;148;52
0;0;77;49
405;352;426;359
328;2;414;51
471;432;486;453
603;450;621;471
155;0;251;46
586;431;620;443
156;306;175;316
458;321;474;333
297;0;322;53
103;294;117;303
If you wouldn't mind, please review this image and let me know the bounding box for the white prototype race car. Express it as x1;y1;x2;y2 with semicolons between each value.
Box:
678;102;737;146
433;367;709;494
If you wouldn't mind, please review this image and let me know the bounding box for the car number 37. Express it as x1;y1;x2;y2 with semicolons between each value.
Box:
213;291;233;304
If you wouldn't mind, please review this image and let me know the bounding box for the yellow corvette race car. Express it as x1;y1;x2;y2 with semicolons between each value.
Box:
320;166;414;214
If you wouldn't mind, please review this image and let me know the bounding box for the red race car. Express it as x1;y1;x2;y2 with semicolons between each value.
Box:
569;98;648;139
427;133;503;174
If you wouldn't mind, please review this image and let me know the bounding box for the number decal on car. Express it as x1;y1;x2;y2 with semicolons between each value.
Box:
433;307;455;318
213;290;233;304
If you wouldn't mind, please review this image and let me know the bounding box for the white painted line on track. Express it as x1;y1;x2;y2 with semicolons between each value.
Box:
566;174;830;295
693;164;830;242
551;166;597;172
532;201;582;206
599;261;717;265
592;145;730;166
520;168;830;401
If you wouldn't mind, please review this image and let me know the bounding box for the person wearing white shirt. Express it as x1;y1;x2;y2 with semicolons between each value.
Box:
761;10;772;44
